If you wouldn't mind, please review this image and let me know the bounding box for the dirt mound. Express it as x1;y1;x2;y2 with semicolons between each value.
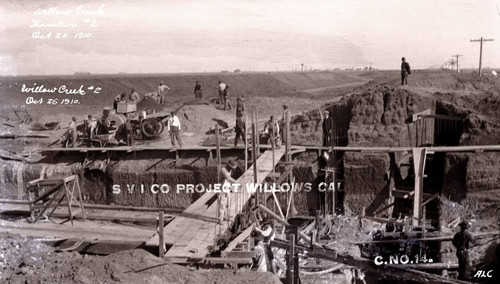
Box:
365;70;500;92
136;97;166;113
0;233;280;284
289;84;434;147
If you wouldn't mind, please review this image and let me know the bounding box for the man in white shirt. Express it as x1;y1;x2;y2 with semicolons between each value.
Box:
157;81;170;104
218;80;227;106
68;117;78;148
86;115;98;147
167;111;182;148
218;159;238;224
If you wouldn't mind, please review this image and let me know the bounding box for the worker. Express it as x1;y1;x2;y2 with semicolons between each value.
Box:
252;219;276;273
158;81;170;104
69;116;77;148
223;85;232;111
129;88;140;102
453;221;472;280
167;111;182;148
193;81;203;99
234;114;246;146
252;239;270;272
124;117;134;146
235;97;245;117
401;57;411;85
254;218;275;244
86;115;97;147
264;116;280;147
113;94;122;111
322;110;334;147
218;80;227;106
218;159;238;224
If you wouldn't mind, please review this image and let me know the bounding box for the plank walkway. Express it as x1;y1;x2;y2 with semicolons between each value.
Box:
146;148;286;259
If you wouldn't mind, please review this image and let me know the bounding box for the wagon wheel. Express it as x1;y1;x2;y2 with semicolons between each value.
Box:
155;118;165;134
141;118;163;138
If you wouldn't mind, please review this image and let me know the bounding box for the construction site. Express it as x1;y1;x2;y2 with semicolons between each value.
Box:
0;68;499;284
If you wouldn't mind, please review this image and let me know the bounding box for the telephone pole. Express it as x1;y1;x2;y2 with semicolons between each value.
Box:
470;37;494;77
451;54;463;73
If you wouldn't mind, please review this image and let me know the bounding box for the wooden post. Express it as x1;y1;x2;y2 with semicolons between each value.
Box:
287;233;296;284
215;124;221;184
252;111;258;208
310;231;317;248
285;109;291;162
245;114;248;173
332;168;336;215
412;147;427;226
159;210;165;257
256;108;260;154
271;126;275;174
470;37;494;77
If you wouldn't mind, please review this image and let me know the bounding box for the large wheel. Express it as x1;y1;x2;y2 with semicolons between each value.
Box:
141;118;163;138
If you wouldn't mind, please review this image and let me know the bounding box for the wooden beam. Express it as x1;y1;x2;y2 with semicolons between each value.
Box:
159;211;165;257
412;147;427;226
422;193;440;207
215;124;221;184
222;224;254;254
391;189;433;200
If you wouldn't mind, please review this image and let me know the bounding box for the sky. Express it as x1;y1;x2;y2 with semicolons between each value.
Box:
0;0;499;75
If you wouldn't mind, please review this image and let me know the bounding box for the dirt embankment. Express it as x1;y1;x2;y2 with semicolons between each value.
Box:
0;71;365;107
0;152;248;209
287;71;500;215
0;233;280;284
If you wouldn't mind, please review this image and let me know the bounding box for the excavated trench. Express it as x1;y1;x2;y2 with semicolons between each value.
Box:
1;85;498;272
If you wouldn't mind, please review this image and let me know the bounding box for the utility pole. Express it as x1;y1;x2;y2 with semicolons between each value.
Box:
451;54;463;72
470;37;494;77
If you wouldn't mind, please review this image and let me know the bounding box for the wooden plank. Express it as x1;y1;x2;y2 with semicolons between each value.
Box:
350;231;499;244
223;224;255;253
391;189;433;199
412;147;427;226
204;257;253;265
146;149;286;259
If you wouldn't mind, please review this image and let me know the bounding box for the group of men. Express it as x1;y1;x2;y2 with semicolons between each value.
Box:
113;88;141;110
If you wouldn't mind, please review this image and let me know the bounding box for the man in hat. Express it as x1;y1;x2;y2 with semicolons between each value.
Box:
322;110;334;147
157;81;170;104
401;57;411;85
236;97;245;118
218;159;238;224
252;219;276;273
453;221;472;280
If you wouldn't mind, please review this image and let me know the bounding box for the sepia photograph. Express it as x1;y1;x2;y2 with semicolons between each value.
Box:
0;0;499;283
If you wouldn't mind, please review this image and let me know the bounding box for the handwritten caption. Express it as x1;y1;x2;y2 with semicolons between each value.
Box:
22;83;101;105
30;4;105;40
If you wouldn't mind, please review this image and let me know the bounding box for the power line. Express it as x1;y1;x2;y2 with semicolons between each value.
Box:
451;54;463;73
470;37;494;77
